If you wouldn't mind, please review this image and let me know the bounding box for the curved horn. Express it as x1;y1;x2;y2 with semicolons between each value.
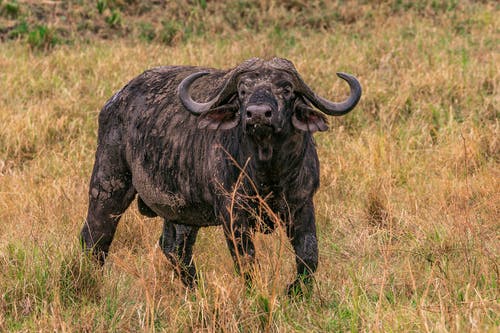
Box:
178;58;264;116
298;72;362;116
268;58;361;116
178;71;216;115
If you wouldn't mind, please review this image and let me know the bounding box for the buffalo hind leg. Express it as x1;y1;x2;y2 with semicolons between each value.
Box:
287;200;318;297
137;196;158;217
80;146;136;264
159;220;199;288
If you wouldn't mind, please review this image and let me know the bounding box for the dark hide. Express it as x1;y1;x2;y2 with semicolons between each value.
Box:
81;58;361;295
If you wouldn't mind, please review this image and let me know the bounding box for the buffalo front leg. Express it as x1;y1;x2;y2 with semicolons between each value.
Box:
80;145;136;264
222;213;255;285
287;200;318;296
159;220;199;288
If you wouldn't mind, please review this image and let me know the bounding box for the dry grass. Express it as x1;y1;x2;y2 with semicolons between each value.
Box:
0;1;499;331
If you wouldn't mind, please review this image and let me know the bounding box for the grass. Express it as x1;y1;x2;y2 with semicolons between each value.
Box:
0;1;499;331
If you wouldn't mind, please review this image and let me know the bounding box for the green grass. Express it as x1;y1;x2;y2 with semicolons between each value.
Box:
0;1;499;331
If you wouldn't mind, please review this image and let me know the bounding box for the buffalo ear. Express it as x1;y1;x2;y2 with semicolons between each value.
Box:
292;101;329;132
198;103;240;130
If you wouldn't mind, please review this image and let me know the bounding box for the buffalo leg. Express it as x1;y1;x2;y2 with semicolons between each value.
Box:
159;220;199;288
80;145;136;264
287;200;318;296
223;216;255;283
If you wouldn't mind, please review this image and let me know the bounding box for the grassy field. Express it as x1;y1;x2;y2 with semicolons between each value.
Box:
0;1;499;331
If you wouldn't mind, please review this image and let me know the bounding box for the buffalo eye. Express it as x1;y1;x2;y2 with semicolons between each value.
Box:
280;85;293;99
238;82;249;99
239;89;246;99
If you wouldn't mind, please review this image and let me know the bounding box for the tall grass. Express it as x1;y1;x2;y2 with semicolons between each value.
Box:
0;1;498;331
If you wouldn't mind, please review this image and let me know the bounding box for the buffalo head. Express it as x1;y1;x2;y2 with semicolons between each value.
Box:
178;58;361;159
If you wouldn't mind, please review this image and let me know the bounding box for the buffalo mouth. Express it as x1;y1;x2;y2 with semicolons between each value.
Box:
246;123;274;136
245;124;275;162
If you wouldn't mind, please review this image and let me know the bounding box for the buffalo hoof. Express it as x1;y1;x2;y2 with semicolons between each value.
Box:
179;266;198;290
286;278;313;298
80;235;108;266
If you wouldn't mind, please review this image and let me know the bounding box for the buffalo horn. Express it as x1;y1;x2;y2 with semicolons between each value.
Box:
179;58;262;115
297;72;362;116
178;71;217;115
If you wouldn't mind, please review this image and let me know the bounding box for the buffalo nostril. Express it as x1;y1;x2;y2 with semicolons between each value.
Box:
246;105;273;120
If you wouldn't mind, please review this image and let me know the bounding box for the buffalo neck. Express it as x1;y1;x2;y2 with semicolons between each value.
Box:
238;129;312;194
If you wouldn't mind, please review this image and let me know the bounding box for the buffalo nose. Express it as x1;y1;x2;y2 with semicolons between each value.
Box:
246;104;273;121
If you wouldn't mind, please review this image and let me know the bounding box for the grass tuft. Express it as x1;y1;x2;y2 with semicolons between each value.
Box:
59;251;102;306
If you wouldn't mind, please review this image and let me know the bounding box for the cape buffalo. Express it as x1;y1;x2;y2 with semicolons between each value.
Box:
81;57;361;295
